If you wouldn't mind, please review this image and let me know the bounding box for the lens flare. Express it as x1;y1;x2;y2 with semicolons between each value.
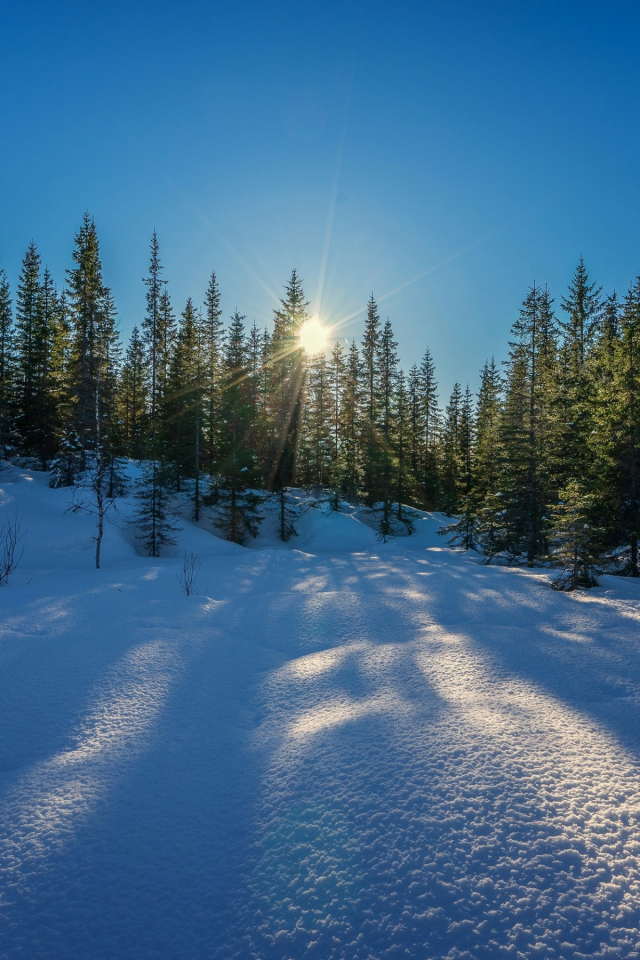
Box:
298;318;328;355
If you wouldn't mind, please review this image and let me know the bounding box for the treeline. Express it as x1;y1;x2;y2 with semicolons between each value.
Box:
0;214;639;585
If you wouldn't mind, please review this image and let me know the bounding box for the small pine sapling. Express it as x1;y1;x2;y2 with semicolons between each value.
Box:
550;481;602;590
133;461;180;557
49;425;83;488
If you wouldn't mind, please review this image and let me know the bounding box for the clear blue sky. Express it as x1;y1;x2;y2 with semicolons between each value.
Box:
2;0;640;398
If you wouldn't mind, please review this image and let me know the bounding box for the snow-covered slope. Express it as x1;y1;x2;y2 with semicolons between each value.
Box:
2;466;640;959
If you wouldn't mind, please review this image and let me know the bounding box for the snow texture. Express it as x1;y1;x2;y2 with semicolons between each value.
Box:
1;464;640;958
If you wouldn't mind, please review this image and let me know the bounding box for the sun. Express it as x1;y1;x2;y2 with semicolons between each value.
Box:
298;317;328;355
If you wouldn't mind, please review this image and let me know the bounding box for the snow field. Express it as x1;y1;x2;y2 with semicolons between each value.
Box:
1;466;640;958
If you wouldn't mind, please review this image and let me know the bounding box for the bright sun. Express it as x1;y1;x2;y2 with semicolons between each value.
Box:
298;317;328;354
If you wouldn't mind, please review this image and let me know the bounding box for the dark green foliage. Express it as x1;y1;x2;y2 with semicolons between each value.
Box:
0;270;14;463
133;460;179;557
214;310;264;544
550;482;602;590
6;221;640;575
268;270;308;491
49;424;83;487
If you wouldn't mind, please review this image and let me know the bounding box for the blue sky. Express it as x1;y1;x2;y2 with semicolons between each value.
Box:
2;0;640;397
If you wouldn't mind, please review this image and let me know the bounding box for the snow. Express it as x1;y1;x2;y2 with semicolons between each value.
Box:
2;465;640;958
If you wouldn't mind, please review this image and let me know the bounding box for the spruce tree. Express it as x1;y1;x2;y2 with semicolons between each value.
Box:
202;271;225;478
67;214;110;464
594;276;640;575
14;242;42;459
550;481;601;590
0;270;13;464
340;339;362;499
120;327;147;460
440;383;464;516
378;318;399;539
164;298;201;496
499;285;557;564
141;231;164;456
361;294;382;504
215;310;263;543
301;348;332;487
133;461;179;557
268;271;309;535
554;261;601;489
419;348;439;508
473;358;504;557
394;369;414;530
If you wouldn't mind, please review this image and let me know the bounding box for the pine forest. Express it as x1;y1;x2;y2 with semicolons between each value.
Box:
2;214;639;588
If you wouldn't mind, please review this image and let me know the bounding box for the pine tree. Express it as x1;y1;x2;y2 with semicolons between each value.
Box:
67;214;111;464
202;271;225;477
33;268;62;467
268;271;308;511
245;320;267;481
301;348;332;487
133;460;179;557
377;318;399;539
439;383;462;515
120;327;147;460
394;369;414;530
361;294;382;504
0;270;13;464
473;359;504;557
164;298;202;497
14;242;42;458
550;481;601;590
419;348;439;508
328;340;345;466
215;311;263;543
49;424;83;487
141;231;164;457
554;261;601;489
407;364;422;487
340;339;362;499
593;276;640;575
499;284;557;564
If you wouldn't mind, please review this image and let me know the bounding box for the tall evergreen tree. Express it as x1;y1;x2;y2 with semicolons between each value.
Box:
441;382;464;515
14;242;42;457
499;285;557;564
120;327;147;460
472;358;504;557
0;270;13;464
377;318;399;538
340;339;362;498
301;348;332;487
268;270;308;505
67;214;111;464
419;348;439;508
215;311;263;543
394;369;414;528
361;294;382;504
554;261;601;489
141;231;164;455
164;298;202;496
593;276;640;576
202;271;225;477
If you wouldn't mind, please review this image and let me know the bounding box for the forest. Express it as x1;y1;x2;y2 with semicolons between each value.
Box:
1;213;639;588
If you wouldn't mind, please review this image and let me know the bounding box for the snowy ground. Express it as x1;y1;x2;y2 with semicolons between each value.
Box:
2;466;640;959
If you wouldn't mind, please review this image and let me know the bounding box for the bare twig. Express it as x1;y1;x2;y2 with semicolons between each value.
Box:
178;551;201;596
0;512;25;585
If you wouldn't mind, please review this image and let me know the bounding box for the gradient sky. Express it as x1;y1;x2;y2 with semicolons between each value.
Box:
2;0;640;398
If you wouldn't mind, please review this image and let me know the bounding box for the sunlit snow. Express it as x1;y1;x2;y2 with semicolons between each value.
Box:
1;464;640;958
